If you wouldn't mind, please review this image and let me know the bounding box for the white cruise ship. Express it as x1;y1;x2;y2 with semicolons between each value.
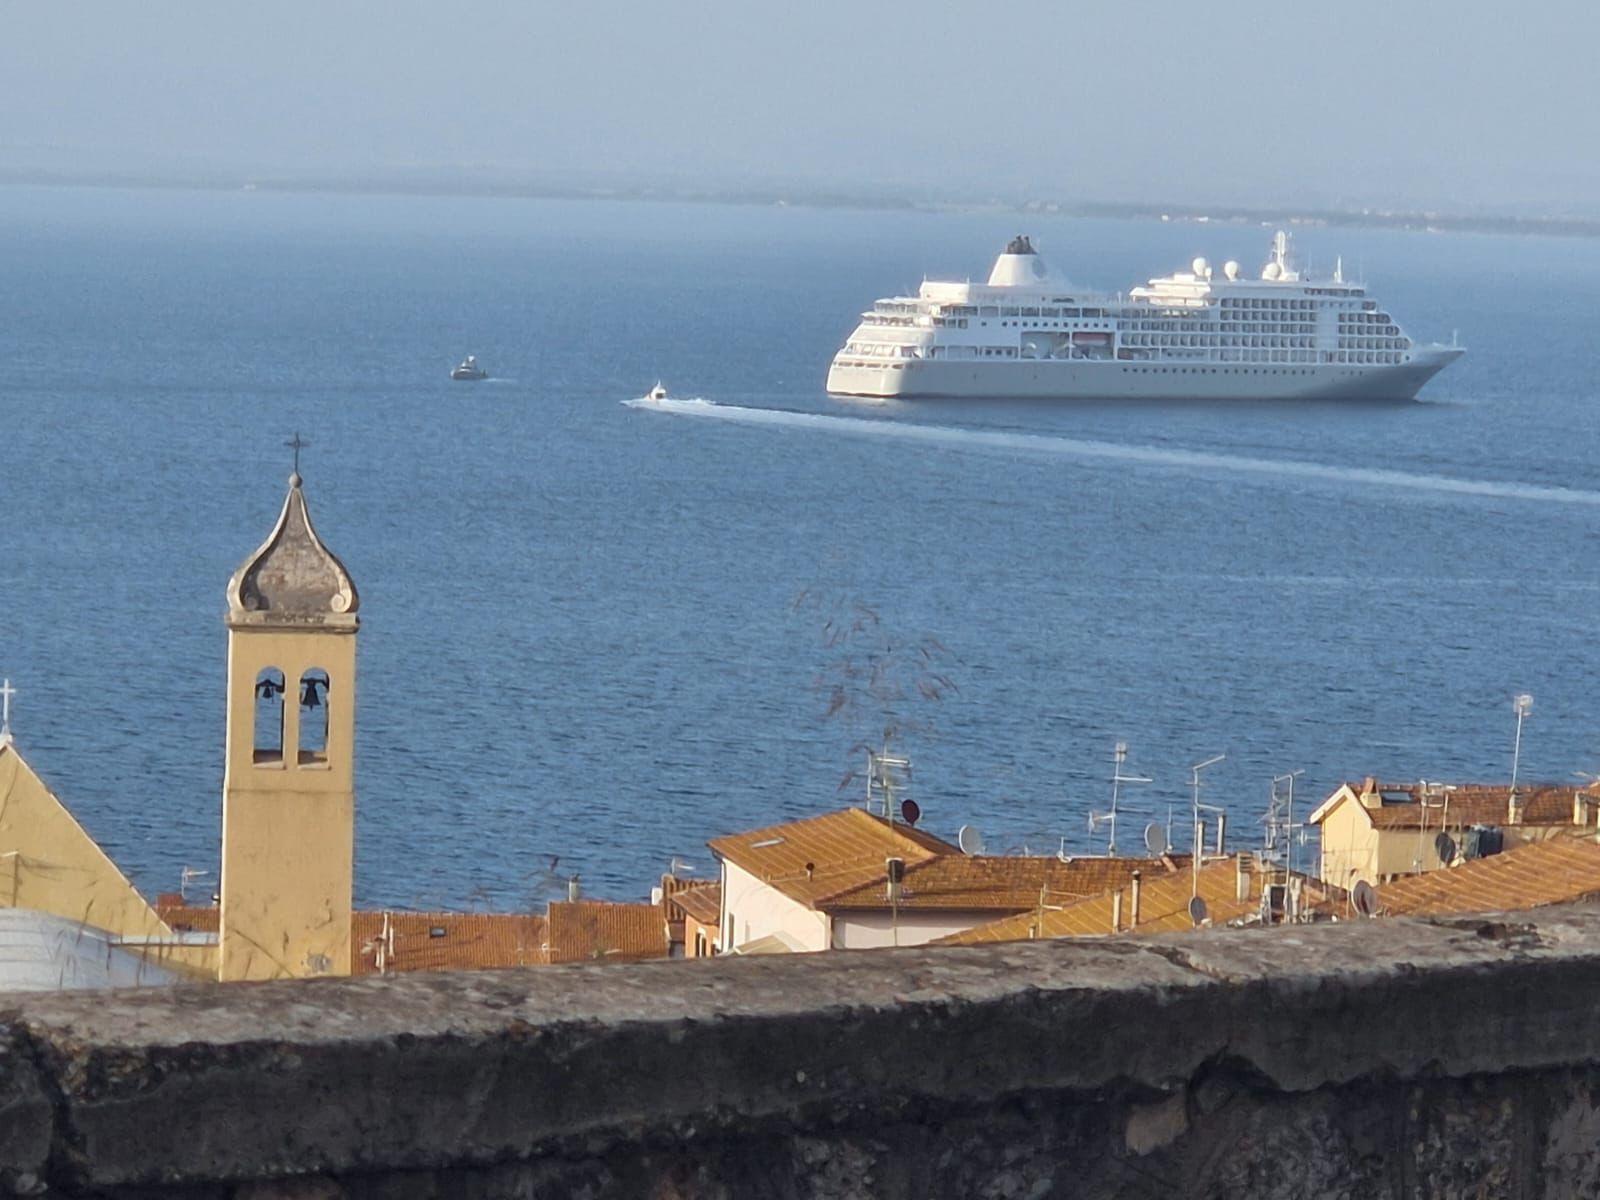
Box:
827;232;1463;401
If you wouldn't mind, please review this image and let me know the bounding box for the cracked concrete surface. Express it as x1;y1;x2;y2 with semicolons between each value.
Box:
4;905;1600;1196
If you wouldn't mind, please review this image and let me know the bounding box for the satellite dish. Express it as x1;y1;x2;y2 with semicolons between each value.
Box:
900;798;921;827
1143;822;1169;855
1188;896;1209;927
957;824;985;856
1352;879;1378;918
1434;832;1457;863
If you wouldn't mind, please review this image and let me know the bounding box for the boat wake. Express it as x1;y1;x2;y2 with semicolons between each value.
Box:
625;397;1600;508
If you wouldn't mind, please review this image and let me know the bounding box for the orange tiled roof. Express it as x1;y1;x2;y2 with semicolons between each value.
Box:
1376;838;1600;917
154;902;548;974
667;883;721;925
543;900;669;964
1334;782;1590;830
352;910;547;974
935;858;1337;945
819;854;1175;912
708;807;959;908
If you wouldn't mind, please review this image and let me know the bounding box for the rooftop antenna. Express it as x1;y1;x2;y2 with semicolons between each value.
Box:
179;866;213;904
1265;770;1306;874
1509;692;1534;819
865;736;911;821
1189;754;1226;897
1089;741;1152;857
0;678;15;748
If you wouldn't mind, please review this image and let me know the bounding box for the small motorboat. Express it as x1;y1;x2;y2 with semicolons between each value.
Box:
452;355;488;381
646;381;668;401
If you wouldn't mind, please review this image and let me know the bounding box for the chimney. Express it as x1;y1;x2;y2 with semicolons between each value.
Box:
1508;790;1523;826
1576;792;1592;828
1130;871;1143;928
1215;812;1227;856
1112;890;1123;933
1358;777;1382;810
567;875;582;902
1235;852;1250;902
885;857;905;904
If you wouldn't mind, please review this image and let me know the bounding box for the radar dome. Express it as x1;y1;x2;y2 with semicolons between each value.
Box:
1262;261;1282;281
1223;260;1240;280
1192;257;1209;277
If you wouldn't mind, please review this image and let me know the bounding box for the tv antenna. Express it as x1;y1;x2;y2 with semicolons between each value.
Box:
179;866;213;904
1188;754;1226;897
865;737;912;821
1089;740;1151;857
1264;769;1306;875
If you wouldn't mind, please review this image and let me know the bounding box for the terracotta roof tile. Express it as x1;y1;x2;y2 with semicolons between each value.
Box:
708;808;958;908
1375;838;1600;916
667;883;721;925
935;858;1337;945
351;911;547;974
820;854;1175;912
1338;782;1592;830
154;902;549;974
543;900;669;964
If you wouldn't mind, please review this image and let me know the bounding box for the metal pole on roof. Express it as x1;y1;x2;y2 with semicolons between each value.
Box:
1190;755;1226;898
1510;693;1534;818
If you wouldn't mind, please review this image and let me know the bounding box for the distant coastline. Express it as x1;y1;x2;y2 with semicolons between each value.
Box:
3;166;1599;241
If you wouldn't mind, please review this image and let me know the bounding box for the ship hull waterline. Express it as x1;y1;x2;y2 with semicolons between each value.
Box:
827;348;1463;402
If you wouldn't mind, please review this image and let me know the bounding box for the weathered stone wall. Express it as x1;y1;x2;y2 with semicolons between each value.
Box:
5;906;1600;1198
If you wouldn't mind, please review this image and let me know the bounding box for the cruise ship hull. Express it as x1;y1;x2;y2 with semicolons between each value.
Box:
828;347;1464;402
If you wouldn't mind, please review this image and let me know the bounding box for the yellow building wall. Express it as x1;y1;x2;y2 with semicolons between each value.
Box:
1317;799;1382;887
0;745;175;940
219;625;356;981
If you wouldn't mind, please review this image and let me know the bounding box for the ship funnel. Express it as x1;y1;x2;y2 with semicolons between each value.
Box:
987;235;1054;287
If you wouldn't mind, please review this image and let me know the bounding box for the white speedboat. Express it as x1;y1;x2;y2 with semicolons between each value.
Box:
451;355;488;381
646;382;668;401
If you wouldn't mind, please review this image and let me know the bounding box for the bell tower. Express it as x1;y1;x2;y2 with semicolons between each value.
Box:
219;466;360;982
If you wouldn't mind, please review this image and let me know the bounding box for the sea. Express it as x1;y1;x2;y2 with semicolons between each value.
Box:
2;185;1598;910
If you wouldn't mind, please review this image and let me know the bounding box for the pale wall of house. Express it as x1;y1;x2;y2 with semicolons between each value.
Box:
830;910;1010;950
1318;801;1383;886
720;861;829;953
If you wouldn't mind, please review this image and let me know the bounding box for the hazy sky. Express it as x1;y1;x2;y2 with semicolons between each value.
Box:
4;1;1596;212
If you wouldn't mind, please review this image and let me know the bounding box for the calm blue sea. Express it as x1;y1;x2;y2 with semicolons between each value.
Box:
2;186;1599;908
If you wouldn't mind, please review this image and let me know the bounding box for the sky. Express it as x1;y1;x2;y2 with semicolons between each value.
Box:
3;1;1597;214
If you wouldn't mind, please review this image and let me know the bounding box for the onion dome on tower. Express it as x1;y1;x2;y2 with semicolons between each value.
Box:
225;471;359;630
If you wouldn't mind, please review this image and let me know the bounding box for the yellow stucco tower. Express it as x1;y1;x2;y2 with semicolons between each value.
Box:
219;468;360;981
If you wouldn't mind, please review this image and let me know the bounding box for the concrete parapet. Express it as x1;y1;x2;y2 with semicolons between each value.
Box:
4;906;1600;1196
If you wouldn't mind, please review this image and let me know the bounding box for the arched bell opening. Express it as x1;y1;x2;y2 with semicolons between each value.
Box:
297;669;331;766
253;668;286;765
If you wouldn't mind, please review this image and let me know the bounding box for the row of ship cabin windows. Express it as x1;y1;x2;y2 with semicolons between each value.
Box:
253;667;331;766
1125;334;1318;349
